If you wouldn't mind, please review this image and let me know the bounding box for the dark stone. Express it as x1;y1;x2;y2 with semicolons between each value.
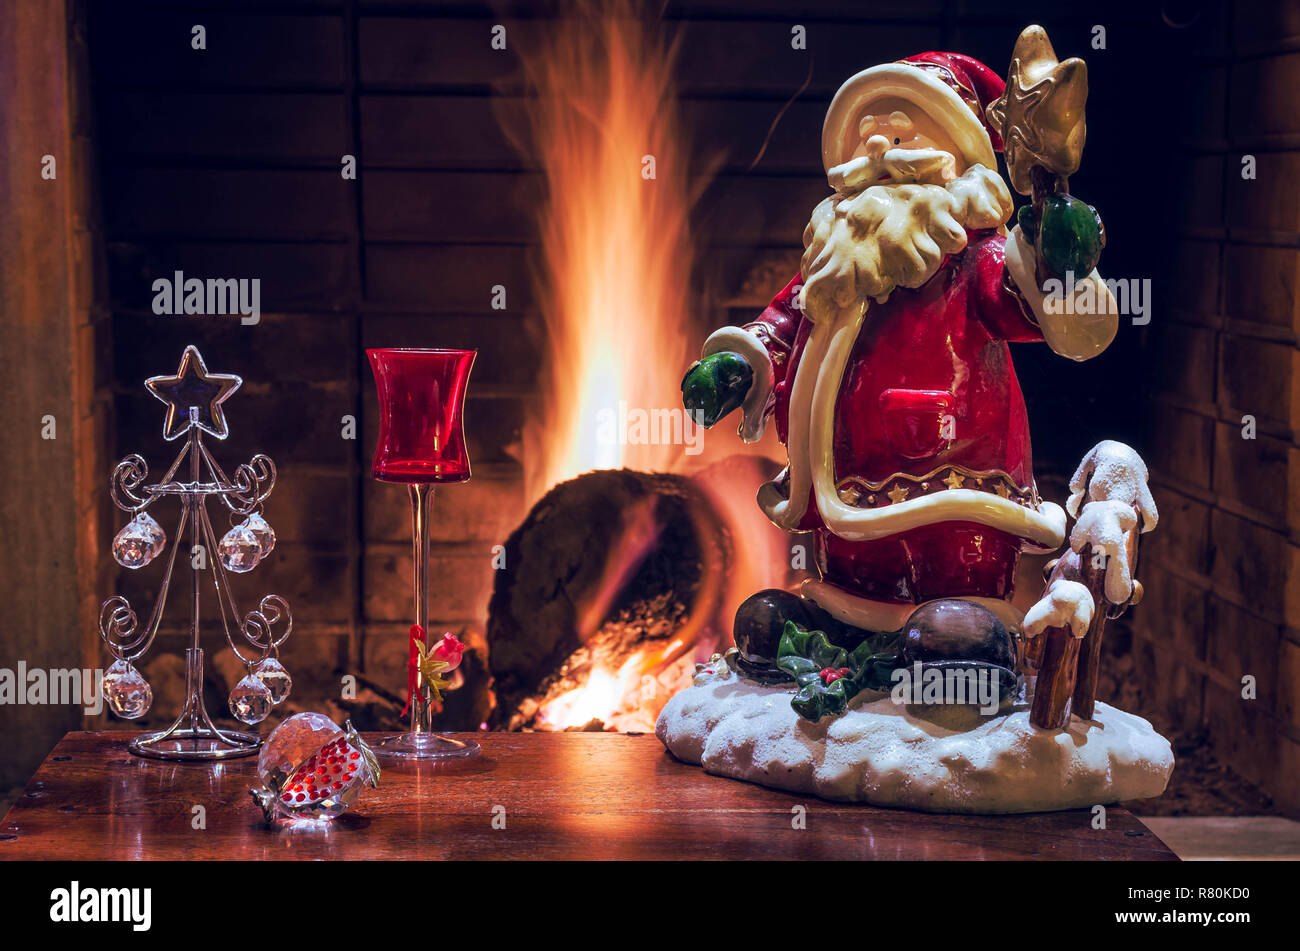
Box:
733;588;808;661
900;600;1015;669
898;599;1019;703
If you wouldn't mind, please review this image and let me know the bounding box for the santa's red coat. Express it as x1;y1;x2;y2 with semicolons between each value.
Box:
743;228;1048;604
751;228;1042;527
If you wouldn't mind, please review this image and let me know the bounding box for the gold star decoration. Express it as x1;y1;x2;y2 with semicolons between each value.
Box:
986;25;1089;196
994;482;1013;499
943;470;966;491
886;483;909;505
145;345;242;441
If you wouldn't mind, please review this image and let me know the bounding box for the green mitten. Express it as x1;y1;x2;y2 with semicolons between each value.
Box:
1032;194;1104;281
680;351;753;428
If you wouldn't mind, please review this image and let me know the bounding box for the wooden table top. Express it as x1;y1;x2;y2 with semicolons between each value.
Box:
0;731;1176;860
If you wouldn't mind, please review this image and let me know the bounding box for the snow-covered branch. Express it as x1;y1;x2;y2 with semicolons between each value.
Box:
1066;439;1158;530
1023;579;1094;639
1070;499;1139;604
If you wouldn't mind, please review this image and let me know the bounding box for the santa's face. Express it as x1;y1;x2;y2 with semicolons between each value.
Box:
850;98;961;183
802;97;1012;309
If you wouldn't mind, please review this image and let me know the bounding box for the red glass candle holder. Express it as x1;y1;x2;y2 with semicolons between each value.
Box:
368;348;475;484
367;348;479;759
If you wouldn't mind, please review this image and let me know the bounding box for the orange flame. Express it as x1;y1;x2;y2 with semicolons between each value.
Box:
512;2;798;730
519;1;697;501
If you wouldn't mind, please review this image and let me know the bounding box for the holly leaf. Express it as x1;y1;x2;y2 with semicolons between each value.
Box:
791;685;825;721
776;654;820;683
822;677;852;715
777;620;811;660
776;621;903;722
807;631;848;670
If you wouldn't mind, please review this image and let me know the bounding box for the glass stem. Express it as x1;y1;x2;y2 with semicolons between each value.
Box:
408;483;434;735
187;419;202;735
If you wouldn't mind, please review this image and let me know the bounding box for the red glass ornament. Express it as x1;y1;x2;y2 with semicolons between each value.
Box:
367;348;475;484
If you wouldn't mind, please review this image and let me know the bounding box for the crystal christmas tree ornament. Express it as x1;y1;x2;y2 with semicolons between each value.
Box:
249;713;380;823
218;523;262;573
111;512;166;569
228;673;274;724
103;658;153;720
100;345;293;761
243;511;276;558
254;655;293;705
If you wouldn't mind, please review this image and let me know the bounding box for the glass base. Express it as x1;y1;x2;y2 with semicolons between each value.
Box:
129;727;261;761
375;732;480;759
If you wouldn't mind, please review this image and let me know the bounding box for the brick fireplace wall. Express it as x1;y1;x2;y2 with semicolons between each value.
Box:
1137;1;1300;814
78;0;1252;757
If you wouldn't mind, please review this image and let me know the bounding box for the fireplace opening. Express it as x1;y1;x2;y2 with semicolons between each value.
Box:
16;0;1285;822
487;458;793;732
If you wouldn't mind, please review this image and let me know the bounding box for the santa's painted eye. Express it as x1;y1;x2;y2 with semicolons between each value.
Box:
893;138;900;145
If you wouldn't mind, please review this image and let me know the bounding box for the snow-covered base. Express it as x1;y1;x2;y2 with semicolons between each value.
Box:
656;668;1174;814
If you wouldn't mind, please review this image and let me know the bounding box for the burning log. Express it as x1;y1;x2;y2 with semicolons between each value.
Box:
486;469;730;731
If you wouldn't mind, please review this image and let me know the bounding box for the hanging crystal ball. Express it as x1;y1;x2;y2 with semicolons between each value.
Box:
219;524;262;573
104;658;153;719
255;656;293;705
244;512;276;559
229;674;274;724
112;512;166;569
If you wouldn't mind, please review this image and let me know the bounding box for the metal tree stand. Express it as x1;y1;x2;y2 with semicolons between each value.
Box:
100;346;291;761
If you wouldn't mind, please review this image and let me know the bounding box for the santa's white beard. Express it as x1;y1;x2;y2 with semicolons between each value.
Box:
800;154;1014;315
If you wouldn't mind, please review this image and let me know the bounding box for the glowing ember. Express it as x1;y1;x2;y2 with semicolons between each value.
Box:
537;648;697;734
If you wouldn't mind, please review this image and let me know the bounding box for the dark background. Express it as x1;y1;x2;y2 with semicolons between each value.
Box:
85;0;1177;683
1;0;1294;817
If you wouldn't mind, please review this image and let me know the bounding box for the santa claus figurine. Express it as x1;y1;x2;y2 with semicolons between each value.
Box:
683;43;1117;696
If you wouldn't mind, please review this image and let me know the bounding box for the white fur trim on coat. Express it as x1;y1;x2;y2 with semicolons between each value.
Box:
801;579;1026;634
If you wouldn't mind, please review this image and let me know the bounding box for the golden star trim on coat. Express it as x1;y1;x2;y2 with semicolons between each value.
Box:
836;464;1040;510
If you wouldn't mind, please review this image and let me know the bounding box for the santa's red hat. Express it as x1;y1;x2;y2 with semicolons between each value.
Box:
821;51;1006;175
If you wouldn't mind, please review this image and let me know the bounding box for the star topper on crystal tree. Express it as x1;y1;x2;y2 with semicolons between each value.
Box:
100;345;293;761
145;344;242;441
